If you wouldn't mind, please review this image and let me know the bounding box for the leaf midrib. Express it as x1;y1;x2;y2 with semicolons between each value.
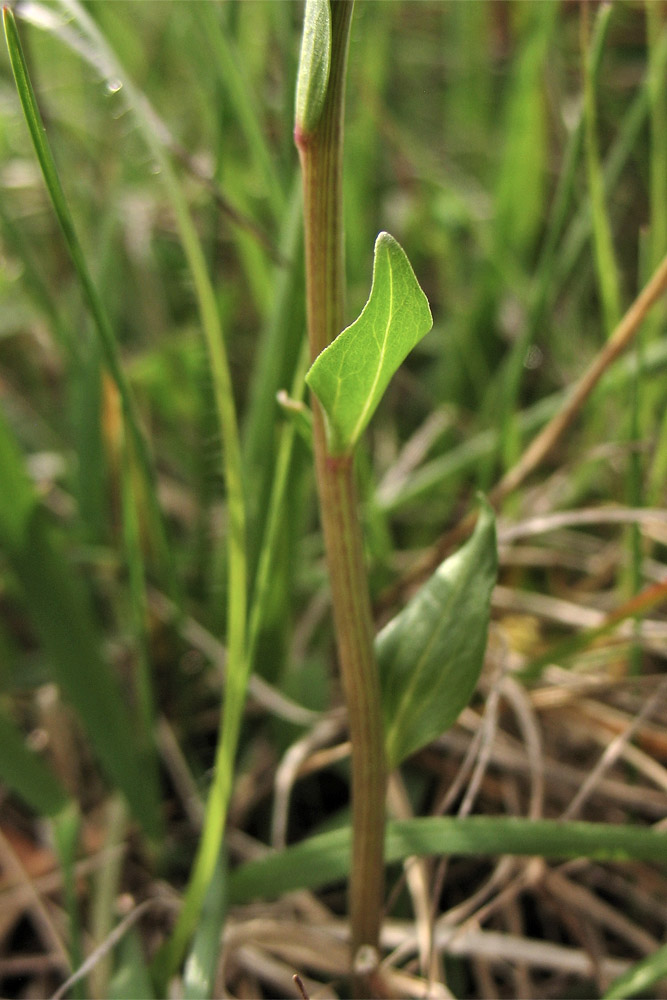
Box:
347;243;394;446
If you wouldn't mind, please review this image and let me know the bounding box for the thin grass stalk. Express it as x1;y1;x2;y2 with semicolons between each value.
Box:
541;24;667;334
242;178;304;588
89;797;128;999
526;2;613;341
295;1;387;988
51;807;85;999
246;337;310;668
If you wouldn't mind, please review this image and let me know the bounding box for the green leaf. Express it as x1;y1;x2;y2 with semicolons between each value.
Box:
228;816;667;905
8;508;162;839
108;930;156;1000
603;942;667;999
2;5;176;599
0;403;161;837
0;402;38;549
294;0;332;136
377;498;497;768
306;232;433;455
0;708;69;816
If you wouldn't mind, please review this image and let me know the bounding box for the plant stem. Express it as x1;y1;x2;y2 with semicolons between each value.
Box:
295;1;387;986
314;448;386;959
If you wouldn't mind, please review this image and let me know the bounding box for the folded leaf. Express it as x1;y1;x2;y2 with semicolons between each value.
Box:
306;232;432;454
377;498;497;768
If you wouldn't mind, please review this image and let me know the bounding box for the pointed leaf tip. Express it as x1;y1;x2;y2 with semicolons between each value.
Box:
306;232;433;454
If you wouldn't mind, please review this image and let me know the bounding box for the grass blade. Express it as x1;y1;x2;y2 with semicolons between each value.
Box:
182;849;228;1000
581;1;622;334
229;816;667;905
0;400;161;836
12;511;162;837
200;2;286;223
603;942;667;999
11;1;252;971
0;708;69;816
2;5;175;599
52;805;85;999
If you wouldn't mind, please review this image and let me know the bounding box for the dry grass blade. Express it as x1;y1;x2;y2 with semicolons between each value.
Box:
560;678;667;819
0;826;69;972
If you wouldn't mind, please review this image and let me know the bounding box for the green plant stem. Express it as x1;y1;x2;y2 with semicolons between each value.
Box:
295;0;387;984
313;444;386;961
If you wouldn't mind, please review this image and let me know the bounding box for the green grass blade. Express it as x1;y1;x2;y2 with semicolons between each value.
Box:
246;336;311;671
52;804;85;999
108;930;156;1000
0;397;38;548
182;849;228;1000
36;1;251;973
603;942;667;999
200;3;286;223
242;177;304;585
0;401;160;835
228;817;667;905
581;2;622;334
646;2;667;272
525;18;667;367
90;797;129;999
495;1;613;454
0;708;69;816
2;6;175;599
493;2;555;260
11;510;162;838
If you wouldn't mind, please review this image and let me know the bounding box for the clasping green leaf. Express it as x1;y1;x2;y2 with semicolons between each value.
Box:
306;232;433;455
377;498;497;769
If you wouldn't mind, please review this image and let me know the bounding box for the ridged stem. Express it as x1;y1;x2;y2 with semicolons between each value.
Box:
295;2;387;990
